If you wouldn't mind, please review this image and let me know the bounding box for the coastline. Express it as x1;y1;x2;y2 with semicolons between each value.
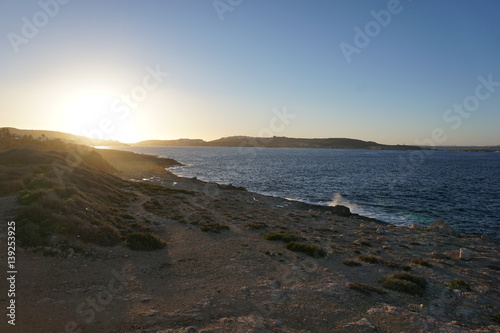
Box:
2;147;499;332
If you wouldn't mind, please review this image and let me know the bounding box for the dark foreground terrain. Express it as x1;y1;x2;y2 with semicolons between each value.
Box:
0;141;499;332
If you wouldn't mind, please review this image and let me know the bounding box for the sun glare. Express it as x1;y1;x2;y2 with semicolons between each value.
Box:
61;92;144;143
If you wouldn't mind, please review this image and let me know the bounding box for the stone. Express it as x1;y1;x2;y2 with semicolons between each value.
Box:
376;227;385;234
459;248;471;261
410;224;424;230
332;205;351;216
429;220;457;236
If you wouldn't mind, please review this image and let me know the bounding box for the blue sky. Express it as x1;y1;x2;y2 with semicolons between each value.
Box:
0;0;499;145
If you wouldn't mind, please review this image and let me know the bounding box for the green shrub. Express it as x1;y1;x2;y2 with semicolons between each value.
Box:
245;222;268;230
343;259;362;267
200;223;230;233
285;242;326;258
17;219;49;247
381;278;425;296
447;279;471;291
348;282;387;295
491;313;500;323
389;273;427;289
263;232;298;243
359;255;380;264
410;257;432;267
380;273;426;296
125;233;166;251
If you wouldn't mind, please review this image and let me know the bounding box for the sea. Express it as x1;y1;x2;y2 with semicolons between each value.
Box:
103;146;500;238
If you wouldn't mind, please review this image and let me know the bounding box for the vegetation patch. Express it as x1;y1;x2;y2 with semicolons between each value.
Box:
389;273;427;289
359;255;380;264
491;313;500;324
285;242;326;258
380;273;426;296
343;259;362;267
263;232;298;243
200;223;230;233
447;279;471;291
348;282;387;295
410;257;432;267
130;181;197;196
245;222;268;230
125;232;166;251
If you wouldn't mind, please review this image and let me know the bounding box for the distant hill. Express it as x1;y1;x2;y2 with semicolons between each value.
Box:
134;136;424;150
2;127;128;146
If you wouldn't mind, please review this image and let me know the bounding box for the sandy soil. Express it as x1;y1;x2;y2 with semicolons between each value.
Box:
0;150;499;333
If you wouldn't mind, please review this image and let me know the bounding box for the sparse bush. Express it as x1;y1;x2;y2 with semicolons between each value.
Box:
263;232;298;243
285;242;326;258
447;279;471;291
389;273;427;289
359;255;380;264
343;259;362;267
411;257;432;267
245;222;268;230
200;223;230;233
125;232;166;251
348;282;387;295
381;278;425;296
491;313;500;323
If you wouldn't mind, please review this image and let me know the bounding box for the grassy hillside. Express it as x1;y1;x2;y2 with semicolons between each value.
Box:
0;138;175;250
1;127;128;147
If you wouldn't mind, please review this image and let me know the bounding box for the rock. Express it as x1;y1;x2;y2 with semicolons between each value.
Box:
340;317;377;332
332;205;351;216
359;223;366;230
459;248;471;260
376;227;385;234
429;220;457;236
481;234;494;242
410;224;425;230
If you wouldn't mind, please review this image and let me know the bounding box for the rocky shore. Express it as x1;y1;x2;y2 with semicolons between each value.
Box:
1;148;499;333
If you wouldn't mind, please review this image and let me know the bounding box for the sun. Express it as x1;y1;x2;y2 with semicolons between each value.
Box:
61;92;143;143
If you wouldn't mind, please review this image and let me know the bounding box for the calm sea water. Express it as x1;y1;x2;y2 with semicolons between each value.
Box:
106;146;500;238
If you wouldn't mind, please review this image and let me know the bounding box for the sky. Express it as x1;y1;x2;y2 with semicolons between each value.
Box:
0;0;499;145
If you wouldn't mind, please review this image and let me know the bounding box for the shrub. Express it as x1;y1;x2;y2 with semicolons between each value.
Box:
263;232;298;243
17;219;49;247
447;279;471;291
200;223;230;233
359;255;380;264
381;278;425;296
348;282;387;295
343;259;362;267
411;257;432;267
245;222;268;230
380;273;426;296
491;313;500;323
286;242;326;258
125;233;166;251
389;273;427;289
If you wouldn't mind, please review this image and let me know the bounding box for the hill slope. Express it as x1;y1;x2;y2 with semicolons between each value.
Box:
135;136;423;150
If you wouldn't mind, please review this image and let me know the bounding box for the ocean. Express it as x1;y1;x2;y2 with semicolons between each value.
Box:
106;146;500;238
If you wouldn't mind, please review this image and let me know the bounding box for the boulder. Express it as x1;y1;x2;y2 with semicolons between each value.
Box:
459;248;471;261
429;220;457;236
332;205;351;216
